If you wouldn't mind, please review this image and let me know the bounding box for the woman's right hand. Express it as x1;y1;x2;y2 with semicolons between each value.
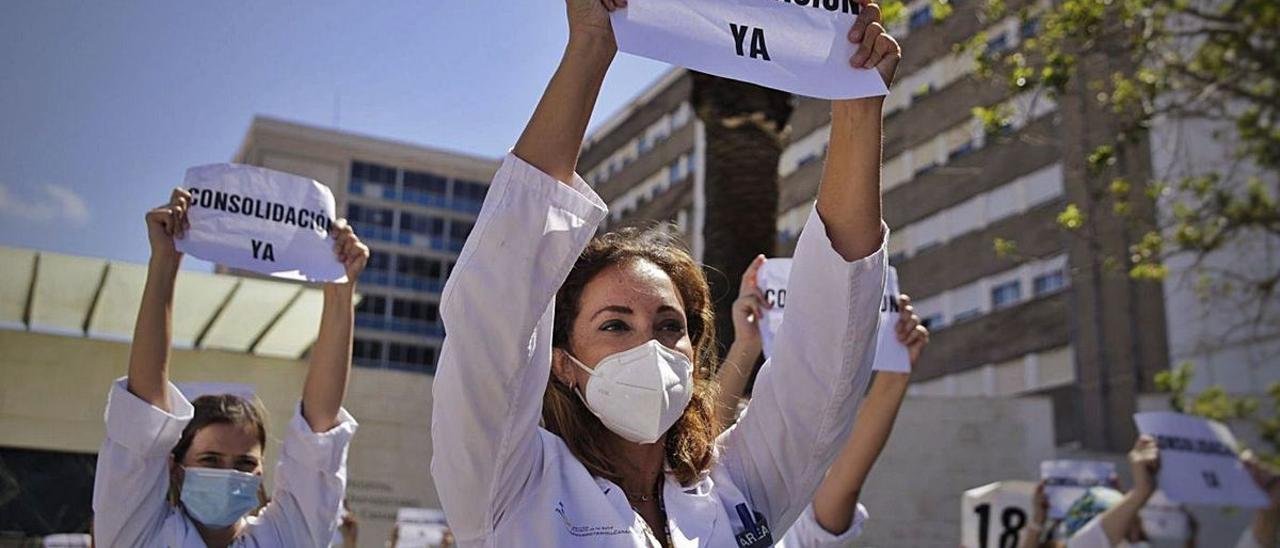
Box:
731;255;767;349
1129;435;1160;497
567;0;623;41
144;188;191;267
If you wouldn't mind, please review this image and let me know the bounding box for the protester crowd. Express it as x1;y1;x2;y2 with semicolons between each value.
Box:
76;1;1276;547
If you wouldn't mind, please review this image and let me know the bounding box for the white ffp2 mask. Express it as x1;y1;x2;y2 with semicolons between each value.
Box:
567;340;694;445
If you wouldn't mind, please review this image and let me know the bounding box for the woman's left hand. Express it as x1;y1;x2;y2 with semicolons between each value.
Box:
332;219;370;284
895;294;928;364
848;1;902;89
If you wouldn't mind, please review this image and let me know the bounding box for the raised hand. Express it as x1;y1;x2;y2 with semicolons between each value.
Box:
895;294;928;364
731;255;768;348
1129;435;1161;497
330;219;370;284
567;0;622;41
144;188;191;265
848;1;902;89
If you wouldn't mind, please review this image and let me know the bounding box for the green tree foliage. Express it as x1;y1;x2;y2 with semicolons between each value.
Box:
1157;363;1280;466
969;0;1278;302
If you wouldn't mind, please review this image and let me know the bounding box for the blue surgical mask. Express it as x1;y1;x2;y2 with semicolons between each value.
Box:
180;467;262;528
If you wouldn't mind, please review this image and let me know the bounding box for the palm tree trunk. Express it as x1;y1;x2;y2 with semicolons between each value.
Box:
691;72;794;358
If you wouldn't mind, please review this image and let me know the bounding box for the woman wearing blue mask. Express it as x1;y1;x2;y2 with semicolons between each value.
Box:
429;0;902;545
92;188;366;547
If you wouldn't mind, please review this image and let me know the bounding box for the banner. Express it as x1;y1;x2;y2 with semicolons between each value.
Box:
394;507;450;548
755;258;792;359
757;260;908;373
611;0;890;100
872;266;911;373
176;164;346;283
1134;411;1269;508
1039;460;1116;520
961;481;1036;548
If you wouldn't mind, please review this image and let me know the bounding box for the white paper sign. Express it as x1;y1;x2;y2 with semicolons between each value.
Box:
757;260;908;374
611;0;890;100
755;258;792;359
176;164;346;283
176;382;256;402
872;267;911;373
1039;460;1116;520
1134;411;1269;508
961;481;1036;548
1138;491;1190;541
394;507;450;548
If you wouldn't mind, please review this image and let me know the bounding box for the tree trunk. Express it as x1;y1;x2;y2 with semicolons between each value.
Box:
690;72;794;358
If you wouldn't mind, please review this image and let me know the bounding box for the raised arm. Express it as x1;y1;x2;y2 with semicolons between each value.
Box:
715;4;902;530
1243;453;1280;548
714;255;767;429
815;1;900;261
810;295;926;534
300;219;367;432
1069;437;1159;547
126;189;191;410
512;0;623;183
429;2;614;539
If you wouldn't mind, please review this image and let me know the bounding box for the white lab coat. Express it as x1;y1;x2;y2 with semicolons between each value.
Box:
776;503;869;547
430;154;887;547
92;378;358;548
1068;515;1259;548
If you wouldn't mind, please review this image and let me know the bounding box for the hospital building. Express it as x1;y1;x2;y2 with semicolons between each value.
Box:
574;0;1279;457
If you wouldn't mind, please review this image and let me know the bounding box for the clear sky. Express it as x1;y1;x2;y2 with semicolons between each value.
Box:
0;1;669;269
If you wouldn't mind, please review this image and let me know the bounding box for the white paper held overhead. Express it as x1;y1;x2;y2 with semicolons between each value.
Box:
176;164;347;283
610;0;890;100
1134;411;1269;508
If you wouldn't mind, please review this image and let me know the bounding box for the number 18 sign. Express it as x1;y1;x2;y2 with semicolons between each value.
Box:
1134;411;1269;508
961;480;1035;548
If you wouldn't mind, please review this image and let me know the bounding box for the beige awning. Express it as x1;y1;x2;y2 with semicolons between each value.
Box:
0;246;336;360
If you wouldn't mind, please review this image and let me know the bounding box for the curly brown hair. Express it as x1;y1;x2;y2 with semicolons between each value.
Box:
544;226;720;487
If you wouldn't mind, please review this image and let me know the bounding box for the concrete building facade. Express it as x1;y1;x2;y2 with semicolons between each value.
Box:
232;116;500;375
577;0;1190;452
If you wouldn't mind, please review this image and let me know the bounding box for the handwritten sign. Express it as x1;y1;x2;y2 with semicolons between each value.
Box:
611;0;889;100
961;481;1035;548
872;267;911;373
755;258;792;359
176;164;346;283
1134;411;1269;508
1040;460;1116;520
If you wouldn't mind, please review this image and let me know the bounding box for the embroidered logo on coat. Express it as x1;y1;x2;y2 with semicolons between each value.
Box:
555;501;632;538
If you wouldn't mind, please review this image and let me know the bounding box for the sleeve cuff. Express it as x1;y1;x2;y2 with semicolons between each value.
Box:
795;502;870;545
104;377;194;457
797;207;890;273
498;152;608;231
282;404;359;472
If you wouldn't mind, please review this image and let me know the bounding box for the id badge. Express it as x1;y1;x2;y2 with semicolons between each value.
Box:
733;503;774;548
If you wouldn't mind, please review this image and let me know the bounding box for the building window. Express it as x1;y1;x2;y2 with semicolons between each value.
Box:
387;343;437;374
908;5;933;30
948;141;976;161
353;339;384;367
1034;270;1067;296
1020;18;1041;39
359;251;392;286
391;299;442;337
355;296;388;330
348;203;395;242
448;220;474;251
403;171;448;207
395;255;445;293
953;309;982;323
451;181;488;213
921;313;945;330
991;280;1022;309
986;34;1010;56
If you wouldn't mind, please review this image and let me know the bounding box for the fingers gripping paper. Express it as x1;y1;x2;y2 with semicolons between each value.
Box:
1134;411;1270;508
610;0;890;100
175;164;347;283
756;260;909;373
872;266;911;373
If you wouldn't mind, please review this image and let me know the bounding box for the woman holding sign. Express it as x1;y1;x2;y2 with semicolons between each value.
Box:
91;189;367;548
429;0;902;545
717;257;929;546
